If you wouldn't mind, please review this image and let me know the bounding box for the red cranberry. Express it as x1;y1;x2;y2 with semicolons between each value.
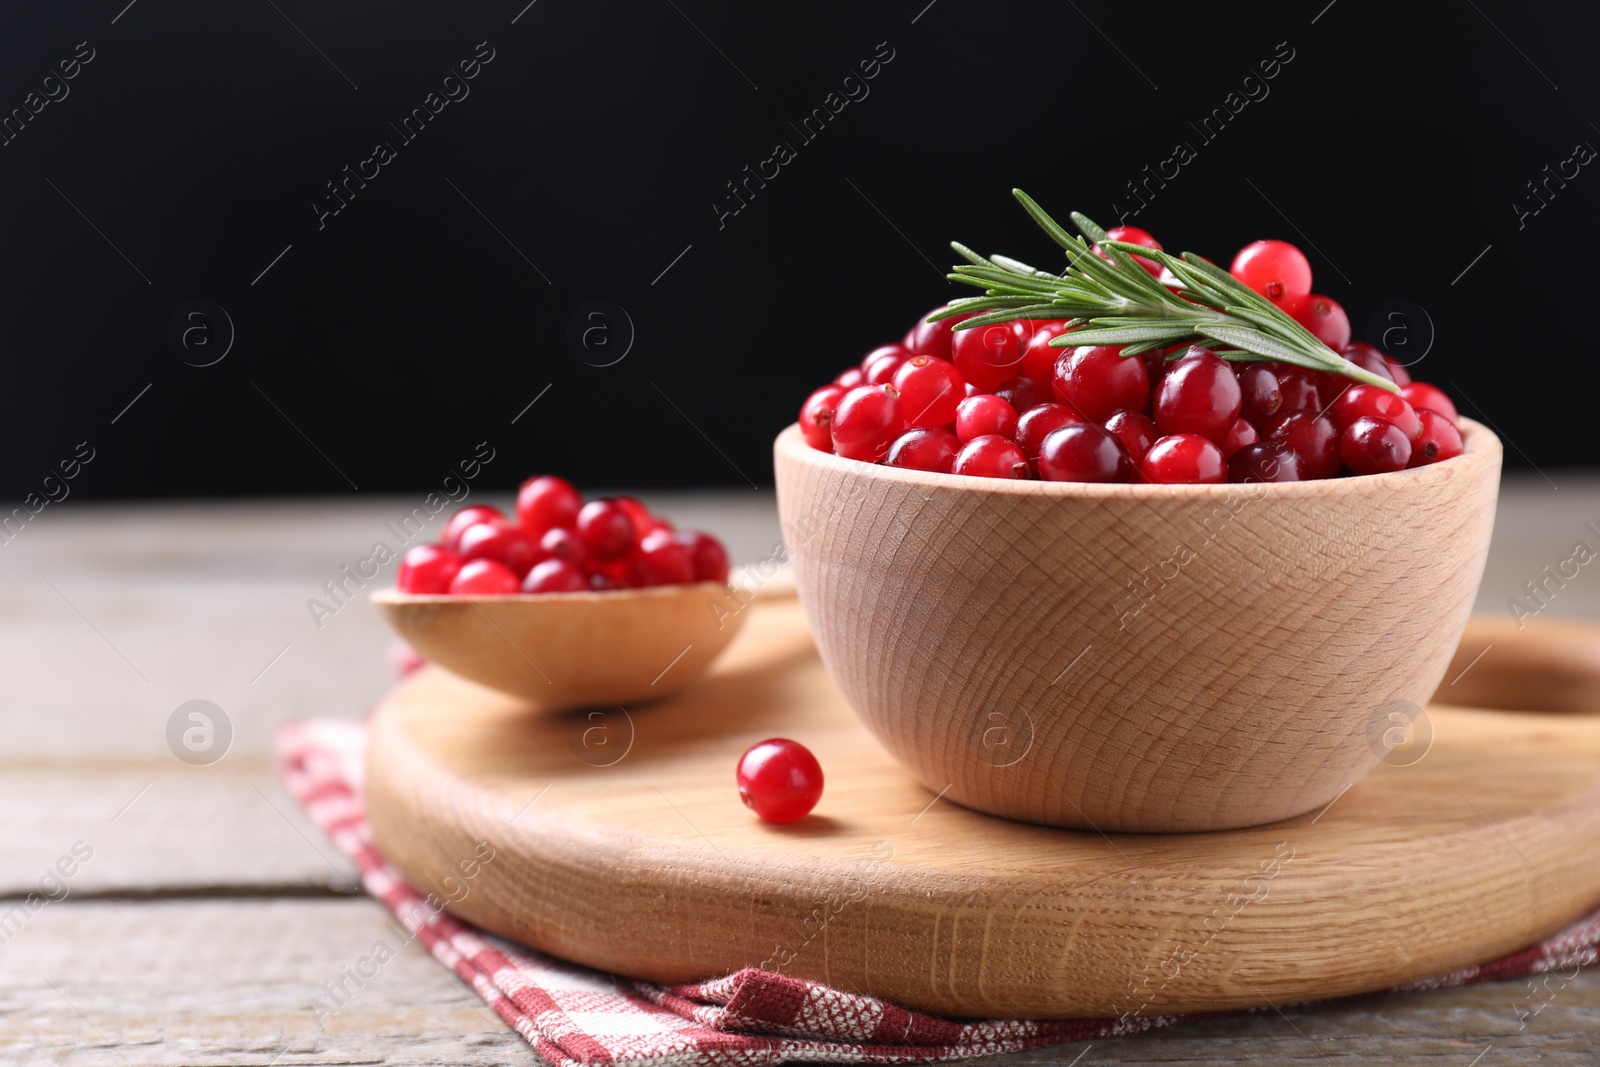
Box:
902;308;967;361
1054;346;1150;423
951;321;1025;392
1015;403;1084;459
1154;348;1242;441
1218;418;1259;458
892;355;965;428
993;375;1050;413
1228;441;1303;483
1286;293;1351;350
631;528;696;586
1103;410;1157;463
863;346;909;386
1097;224;1163;276
1140;434;1227;484
954;395;1018;444
576;499;636;563
449;558;520;596
884;426;960;473
522;558;588;593
676;530;731;583
1332;385;1421;439
1230;240;1312;305
1339;342;1397;385
1409;410;1464;467
1400;382;1458;425
1276;366;1325;416
1037;424;1134;482
1384;357;1413;386
954;435;1030;479
517;476;581;536
736;738;824;823
538;525;588;570
800;384;848;452
1237;364;1284;426
1340;416;1412;474
443;505;504;551
397;544;461;594
834;367;865;389
458;521;540;578
1266;413;1341;479
1021;321;1073;382
831;385;904;462
613;498;664;542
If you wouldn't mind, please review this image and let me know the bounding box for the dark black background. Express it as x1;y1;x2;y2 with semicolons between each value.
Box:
1;0;1591;500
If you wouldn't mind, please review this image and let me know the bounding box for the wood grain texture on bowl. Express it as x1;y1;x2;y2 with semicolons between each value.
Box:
773;420;1503;832
372;583;745;707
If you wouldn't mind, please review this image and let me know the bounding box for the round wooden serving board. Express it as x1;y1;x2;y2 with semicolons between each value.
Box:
366;598;1600;1019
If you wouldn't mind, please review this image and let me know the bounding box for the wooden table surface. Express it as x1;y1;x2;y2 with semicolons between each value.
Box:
3;477;1597;1065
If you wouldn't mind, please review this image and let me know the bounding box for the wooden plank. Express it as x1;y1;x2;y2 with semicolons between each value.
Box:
0;900;1593;1065
0;762;356;897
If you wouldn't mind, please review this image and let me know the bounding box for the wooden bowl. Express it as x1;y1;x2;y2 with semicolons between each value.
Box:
372;584;746;708
773;420;1503;832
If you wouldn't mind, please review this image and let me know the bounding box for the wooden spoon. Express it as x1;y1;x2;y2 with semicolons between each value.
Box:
372;581;761;708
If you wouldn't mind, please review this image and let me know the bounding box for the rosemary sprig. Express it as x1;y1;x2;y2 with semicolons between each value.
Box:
932;189;1398;392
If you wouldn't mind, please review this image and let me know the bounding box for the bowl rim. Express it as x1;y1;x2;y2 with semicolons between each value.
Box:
774;418;1499;498
371;581;733;606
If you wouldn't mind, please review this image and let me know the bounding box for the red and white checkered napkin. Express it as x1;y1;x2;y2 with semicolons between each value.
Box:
278;718;1600;1067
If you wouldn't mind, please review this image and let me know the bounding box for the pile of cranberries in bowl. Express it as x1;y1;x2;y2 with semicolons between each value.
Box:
799;234;1462;484
395;475;730;596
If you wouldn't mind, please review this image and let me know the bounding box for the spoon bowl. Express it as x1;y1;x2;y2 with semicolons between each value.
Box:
372;583;747;707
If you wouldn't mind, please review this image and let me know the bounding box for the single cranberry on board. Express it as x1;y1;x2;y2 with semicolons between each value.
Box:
398;543;462;594
449;558;521;597
1037;424;1134;483
1140;433;1227;484
1230;239;1312;305
885;426;960;474
516;476;581;536
736;738;824;824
